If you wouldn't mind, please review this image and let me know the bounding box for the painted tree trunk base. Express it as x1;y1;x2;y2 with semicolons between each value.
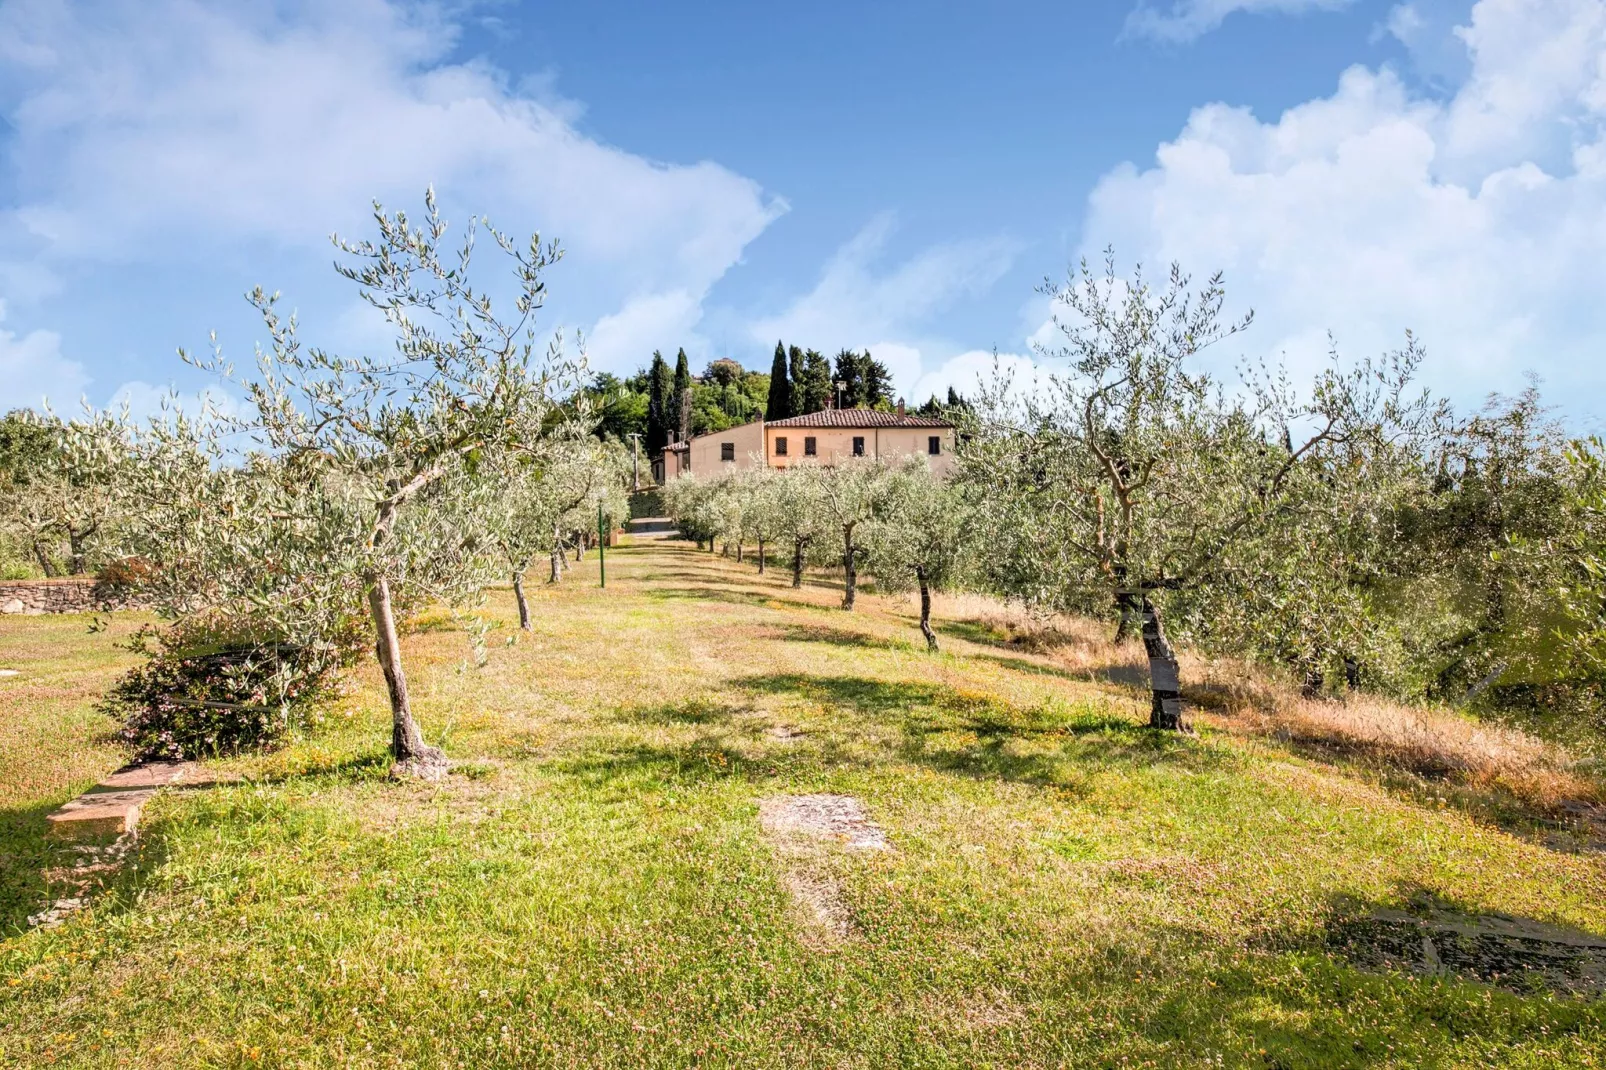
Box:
1141;595;1189;732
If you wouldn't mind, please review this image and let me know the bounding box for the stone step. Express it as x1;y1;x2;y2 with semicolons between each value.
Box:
45;761;213;842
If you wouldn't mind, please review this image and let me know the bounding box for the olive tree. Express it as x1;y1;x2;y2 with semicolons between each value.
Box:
0;411;124;576
148;190;570;777
815;457;894;611
865;461;971;650
762;465;828;588
970;253;1434;730
487;429;626;628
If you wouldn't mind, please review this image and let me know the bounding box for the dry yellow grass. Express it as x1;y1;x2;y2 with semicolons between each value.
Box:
926;590;1600;812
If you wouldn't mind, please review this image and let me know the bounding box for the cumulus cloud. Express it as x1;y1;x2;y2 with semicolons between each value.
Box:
105;379;240;424
0;299;86;411
750;214;1017;353
0;0;785;380
1123;0;1355;42
1085;0;1606;408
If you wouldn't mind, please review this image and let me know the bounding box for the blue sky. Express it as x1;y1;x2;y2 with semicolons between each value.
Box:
1;0;1603;422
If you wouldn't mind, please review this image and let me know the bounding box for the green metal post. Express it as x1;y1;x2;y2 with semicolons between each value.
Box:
598;502;606;588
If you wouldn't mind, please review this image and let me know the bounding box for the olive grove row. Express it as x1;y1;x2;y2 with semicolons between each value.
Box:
5;194;1603;769
661;256;1606;738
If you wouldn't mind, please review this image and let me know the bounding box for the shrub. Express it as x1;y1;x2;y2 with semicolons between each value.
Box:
102;616;356;760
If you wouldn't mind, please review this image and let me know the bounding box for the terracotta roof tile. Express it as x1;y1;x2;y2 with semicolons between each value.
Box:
764;409;953;429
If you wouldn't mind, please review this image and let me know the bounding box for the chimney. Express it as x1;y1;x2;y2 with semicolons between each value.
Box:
896;397;906;416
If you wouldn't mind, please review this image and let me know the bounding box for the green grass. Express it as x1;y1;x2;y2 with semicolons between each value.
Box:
2;542;1603;1068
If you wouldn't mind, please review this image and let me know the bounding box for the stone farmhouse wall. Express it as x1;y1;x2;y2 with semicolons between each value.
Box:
0;578;140;615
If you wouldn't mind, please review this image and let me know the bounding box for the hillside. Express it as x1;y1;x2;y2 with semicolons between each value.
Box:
2;539;1603;1068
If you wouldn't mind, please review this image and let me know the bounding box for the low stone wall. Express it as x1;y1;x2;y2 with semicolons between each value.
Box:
0;578;118;615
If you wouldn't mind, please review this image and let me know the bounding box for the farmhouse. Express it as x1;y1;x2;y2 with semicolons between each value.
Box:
659;405;956;479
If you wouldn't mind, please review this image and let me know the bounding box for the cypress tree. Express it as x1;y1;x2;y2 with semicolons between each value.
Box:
765;340;792;420
795;349;831;414
672;348;692;440
646;350;671;453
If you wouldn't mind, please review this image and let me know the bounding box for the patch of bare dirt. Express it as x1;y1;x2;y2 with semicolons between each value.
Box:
759;794;889;850
759;794;890;948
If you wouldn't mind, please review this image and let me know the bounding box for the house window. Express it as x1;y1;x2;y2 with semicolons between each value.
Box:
774;436;788;457
720;442;735;462
804;437;817;456
928;435;941;455
852;436;865;457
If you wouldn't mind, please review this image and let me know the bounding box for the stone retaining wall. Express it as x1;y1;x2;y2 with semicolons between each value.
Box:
0;578;123;615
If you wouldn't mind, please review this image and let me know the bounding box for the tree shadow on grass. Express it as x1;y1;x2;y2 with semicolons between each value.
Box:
551;741;759;792
935;619;1016;649
644;587;814;611
967;651;1151;690
612;698;745;726
1114;907;1603;1067
764;623;907;652
735;672;1233;789
1294;882;1606;997
0;800;59;936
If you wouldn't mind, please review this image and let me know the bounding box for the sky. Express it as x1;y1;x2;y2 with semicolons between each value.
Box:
1;0;1603;424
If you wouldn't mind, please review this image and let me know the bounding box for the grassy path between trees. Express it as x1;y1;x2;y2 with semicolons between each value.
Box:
2;540;1604;1068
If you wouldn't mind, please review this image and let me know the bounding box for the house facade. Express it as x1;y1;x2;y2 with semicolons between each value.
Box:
659;407;957;479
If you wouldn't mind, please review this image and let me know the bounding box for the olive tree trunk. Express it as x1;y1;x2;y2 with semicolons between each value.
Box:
736;541;743;564
366;572;446;777
841;525;858;611
31;539;55;578
916;565;938;652
68;526;93;576
1113;591;1141;643
757;535;766;574
792;539;805;588
512;571;531;631
1141;594;1186;731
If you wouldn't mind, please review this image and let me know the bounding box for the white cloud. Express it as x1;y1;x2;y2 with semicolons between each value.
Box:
0;299;86;411
586;291;705;370
0;0;785;376
105;379;239;424
1085;0;1606;408
1124;0;1355;42
749;214;1017;381
907;348;1047;406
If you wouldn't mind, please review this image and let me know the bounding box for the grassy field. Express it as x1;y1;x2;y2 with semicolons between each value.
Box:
2;539;1604;1068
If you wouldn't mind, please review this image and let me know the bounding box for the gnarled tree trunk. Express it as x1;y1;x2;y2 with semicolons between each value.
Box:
792;539;805;588
1141;594;1185;731
917;565;938;652
1111;566;1139;642
68;525;94;576
757;535;765;574
367;572;446;777
512;571;531;631
31;539;55;578
549;546;561;584
736;541;743;564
